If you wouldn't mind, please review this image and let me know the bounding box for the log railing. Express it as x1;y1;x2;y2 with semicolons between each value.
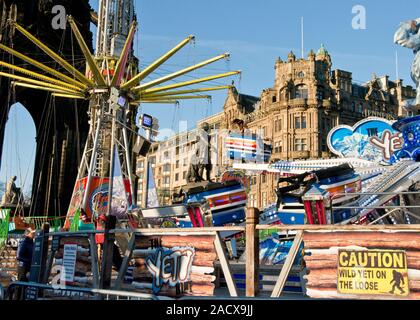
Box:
12;210;420;300
244;207;420;298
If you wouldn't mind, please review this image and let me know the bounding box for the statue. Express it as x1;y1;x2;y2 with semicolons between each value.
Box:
186;123;212;183
1;176;23;206
394;18;420;110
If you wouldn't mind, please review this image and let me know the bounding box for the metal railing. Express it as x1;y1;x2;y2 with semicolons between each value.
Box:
24;216;65;230
330;191;420;224
6;282;162;300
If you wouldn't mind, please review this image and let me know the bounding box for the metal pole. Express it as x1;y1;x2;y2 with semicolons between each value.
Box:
107;116;116;216
368;208;404;225
81;113;103;210
122;125;135;205
143;129;151;207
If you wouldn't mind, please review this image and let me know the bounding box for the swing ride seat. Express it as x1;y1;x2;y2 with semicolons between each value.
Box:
182;181;247;227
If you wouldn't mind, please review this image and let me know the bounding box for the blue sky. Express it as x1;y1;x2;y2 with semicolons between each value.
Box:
0;0;418;194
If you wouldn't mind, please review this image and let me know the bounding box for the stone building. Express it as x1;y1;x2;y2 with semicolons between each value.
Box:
136;45;417;209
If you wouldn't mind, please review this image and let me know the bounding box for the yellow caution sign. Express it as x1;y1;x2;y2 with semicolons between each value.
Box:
337;249;409;296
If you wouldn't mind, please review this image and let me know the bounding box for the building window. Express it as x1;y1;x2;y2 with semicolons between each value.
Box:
183;158;188;166
294;138;307;151
164;177;170;185
301;116;307;129
149;156;155;165
249;194;257;208
358;103;363;113
138;172;144;180
163;163;171;172
317;89;324;100
274;141;282;154
137;161;144;170
274;118;282;132
297;71;305;78
262;175;266;183
176;160;179;169
175;173;179;181
262;192;267;208
251;177;257;185
295;117;301;129
183;171;187;179
351;102;356;112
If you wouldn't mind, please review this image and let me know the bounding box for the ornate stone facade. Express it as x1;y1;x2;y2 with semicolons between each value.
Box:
136;46;417;209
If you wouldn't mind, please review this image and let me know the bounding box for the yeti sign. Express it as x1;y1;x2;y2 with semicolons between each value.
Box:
337;249;409;297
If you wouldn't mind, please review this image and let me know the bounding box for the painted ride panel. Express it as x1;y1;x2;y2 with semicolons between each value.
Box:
182;181;247;227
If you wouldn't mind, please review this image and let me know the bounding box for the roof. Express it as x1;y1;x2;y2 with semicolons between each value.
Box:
316;43;329;57
351;84;367;98
237;93;260;114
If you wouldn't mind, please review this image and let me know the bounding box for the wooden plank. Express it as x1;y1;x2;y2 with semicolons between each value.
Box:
42;249;56;284
256;224;420;231
213;232;238;297
271;230;303;298
303;232;420;243
112;226;245;234
246;207;259;297
114;233;136;290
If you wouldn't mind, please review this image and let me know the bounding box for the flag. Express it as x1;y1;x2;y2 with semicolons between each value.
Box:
0;209;10;248
110;145;129;219
70;208;80;232
146;163;159;208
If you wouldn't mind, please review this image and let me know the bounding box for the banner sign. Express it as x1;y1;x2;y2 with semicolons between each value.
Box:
60;244;78;285
337;249;409;296
225;132;272;163
327;117;403;164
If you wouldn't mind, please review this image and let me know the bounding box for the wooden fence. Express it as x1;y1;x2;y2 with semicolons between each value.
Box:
4;208;420;300
245;207;420;299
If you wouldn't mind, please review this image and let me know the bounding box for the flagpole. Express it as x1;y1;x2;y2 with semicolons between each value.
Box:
107;117;116;216
144;128;151;207
301;17;304;59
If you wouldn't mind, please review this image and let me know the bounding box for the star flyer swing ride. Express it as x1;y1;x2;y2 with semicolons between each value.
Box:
0;1;240;229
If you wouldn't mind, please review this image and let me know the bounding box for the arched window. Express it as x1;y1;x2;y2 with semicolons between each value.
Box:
294;85;308;99
0;103;36;206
